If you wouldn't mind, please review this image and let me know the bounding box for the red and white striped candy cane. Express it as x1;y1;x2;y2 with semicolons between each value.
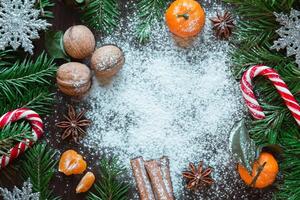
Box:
0;108;44;169
241;65;300;126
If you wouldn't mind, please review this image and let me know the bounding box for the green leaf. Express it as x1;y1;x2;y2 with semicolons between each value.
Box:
45;31;70;61
229;120;257;173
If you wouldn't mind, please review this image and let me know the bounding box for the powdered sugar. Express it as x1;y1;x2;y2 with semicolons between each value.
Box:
81;1;251;199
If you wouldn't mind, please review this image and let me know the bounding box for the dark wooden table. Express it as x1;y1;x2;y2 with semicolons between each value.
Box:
0;0;276;199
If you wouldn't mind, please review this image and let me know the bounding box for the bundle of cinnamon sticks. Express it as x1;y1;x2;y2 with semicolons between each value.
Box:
130;156;175;200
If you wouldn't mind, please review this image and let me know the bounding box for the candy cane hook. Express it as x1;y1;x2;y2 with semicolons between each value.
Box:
0;108;44;169
241;65;300;126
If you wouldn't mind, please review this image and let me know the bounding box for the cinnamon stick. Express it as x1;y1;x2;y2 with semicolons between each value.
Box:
145;159;174;200
160;156;174;199
130;157;155;200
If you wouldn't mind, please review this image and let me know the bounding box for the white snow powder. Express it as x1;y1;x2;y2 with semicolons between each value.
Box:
81;1;248;199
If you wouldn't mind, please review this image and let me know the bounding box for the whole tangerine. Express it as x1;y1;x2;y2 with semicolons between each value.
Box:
165;0;206;38
238;152;279;188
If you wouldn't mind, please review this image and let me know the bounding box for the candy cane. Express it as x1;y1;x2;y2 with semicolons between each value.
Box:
241;65;300;126
0;108;43;169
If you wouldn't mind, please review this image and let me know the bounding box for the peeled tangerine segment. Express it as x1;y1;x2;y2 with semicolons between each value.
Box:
59;150;87;176
76;172;96;193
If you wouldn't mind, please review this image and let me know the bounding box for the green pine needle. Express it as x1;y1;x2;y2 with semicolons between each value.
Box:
276;128;300;200
136;0;168;43
0;88;55;116
20;143;60;200
229;44;294;79
0;50;17;68
88;157;130;200
227;0;297;79
36;0;55;18
0;122;31;156
81;0;120;33
227;0;300;199
0;52;56;103
249;103;290;144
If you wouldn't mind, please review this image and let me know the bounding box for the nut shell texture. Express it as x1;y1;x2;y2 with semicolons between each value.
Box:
91;45;125;78
57;62;92;96
63;25;95;59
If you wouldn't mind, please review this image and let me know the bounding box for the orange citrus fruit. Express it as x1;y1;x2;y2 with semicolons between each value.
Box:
165;0;206;38
238;152;279;188
59;150;87;176
76;172;96;193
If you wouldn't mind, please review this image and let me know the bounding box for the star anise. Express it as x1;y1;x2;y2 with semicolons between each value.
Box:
210;11;235;39
56;105;91;143
182;161;214;190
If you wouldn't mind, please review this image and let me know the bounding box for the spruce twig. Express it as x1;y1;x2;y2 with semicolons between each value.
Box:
0;52;56;103
227;0;300;199
87;157;129;200
0;122;32;156
81;0;120;34
136;0;168;43
249;103;289;144
229;44;294;78
0;50;17;68
20;143;60;200
0;88;55;116
36;0;55;18
276;128;300;200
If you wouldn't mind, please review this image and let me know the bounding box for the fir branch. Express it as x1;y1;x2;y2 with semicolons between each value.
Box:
87;157;130;200
20;143;60;200
229;44;294;78
276;128;300;200
0;88;55;116
249;103;290;144
238;64;299;106
0;50;17;68
0;122;31;156
36;0;55;18
81;0;120;33
275;64;300;95
225;0;295;13
0;52;56;103
227;0;300;199
227;0;297;78
233;18;277;47
136;0;168;43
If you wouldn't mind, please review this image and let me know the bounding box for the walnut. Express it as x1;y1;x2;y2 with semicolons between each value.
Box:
91;45;125;79
57;62;92;96
63;25;95;59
